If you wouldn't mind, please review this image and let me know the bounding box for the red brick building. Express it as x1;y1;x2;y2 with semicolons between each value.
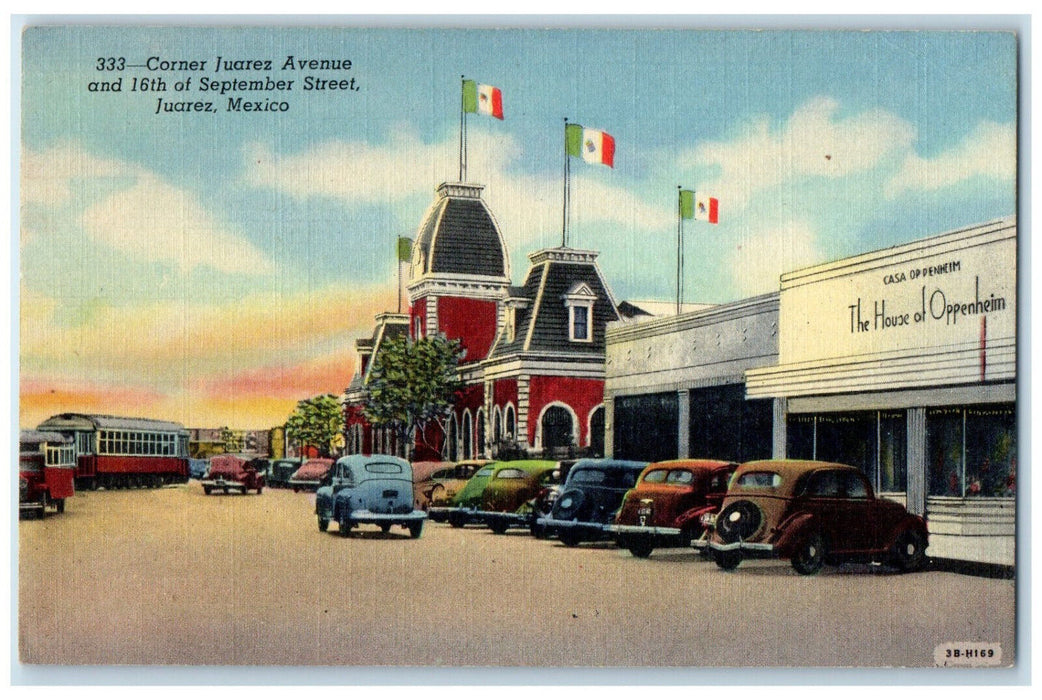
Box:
344;181;625;461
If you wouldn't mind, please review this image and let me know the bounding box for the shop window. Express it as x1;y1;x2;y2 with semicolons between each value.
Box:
614;392;679;462
689;384;772;462
787;410;907;495
929;405;1016;498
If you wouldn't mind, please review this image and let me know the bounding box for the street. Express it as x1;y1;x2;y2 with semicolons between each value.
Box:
18;482;1016;668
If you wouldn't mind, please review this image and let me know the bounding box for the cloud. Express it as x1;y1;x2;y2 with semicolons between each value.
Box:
884;120;1016;198
243;125;472;203
681;97;916;211
21;142;137;205
244;126;672;251
726;218;823;298
80;173;275;275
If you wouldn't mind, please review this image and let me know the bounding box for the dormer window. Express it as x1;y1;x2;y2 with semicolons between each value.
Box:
570;305;591;341
504;307;516;343
563;282;597;343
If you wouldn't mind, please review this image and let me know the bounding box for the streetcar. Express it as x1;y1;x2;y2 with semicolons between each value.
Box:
35;413;190;490
19;430;77;517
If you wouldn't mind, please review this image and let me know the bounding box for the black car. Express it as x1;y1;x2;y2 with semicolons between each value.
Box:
267;458;302;489
535;458;648;546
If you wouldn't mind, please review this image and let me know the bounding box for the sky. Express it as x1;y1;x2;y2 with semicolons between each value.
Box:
16;24;1018;430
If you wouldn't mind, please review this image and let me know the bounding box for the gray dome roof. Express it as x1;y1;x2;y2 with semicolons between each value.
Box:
409;182;509;281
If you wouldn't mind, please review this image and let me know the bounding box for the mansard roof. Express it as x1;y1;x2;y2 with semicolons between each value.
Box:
487;247;620;360
409;182;510;282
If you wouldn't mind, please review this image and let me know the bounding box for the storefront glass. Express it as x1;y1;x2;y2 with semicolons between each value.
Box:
787;410;907;494
689;384;772;463
613;392;678;462
929;404;1016;498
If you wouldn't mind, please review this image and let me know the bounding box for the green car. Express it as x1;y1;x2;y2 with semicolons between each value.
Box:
430;462;497;527
441;460;560;533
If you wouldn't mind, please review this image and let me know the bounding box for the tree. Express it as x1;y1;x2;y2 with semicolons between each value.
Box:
285;394;344;458
363;335;465;458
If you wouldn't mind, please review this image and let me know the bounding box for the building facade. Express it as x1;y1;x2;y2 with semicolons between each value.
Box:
344;181;626;462
606;218;1017;566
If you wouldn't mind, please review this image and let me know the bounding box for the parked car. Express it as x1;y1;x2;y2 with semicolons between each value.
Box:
536;458;648;546
201;454;265;495
435;462;499;527
187;458;210;480
526;459;577;538
315;454;427;538
288;458;334;492
411;461;454;511
267;458;302;488
707;460;929;575
610;459;737;558
419;460;490;517
477;460;560;534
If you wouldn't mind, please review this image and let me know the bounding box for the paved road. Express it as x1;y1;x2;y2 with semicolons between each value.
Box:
18;482;1016;668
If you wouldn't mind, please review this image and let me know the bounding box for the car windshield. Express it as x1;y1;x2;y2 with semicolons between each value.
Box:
666;470;694;485
494;468;527;479
735;471;782;489
571;469;606;484
642;469;668;484
364;462;403;474
475;467;494;478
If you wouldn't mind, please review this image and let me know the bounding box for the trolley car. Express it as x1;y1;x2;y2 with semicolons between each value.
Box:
19;430;77;517
36;413;190;490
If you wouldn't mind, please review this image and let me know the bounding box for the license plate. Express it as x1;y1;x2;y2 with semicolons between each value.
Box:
637;504;652;527
382;489;398;498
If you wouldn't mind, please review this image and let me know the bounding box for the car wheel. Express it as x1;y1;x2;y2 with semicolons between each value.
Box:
429;485;446;507
559;530;582;547
890;529;927;572
448;513;465;529
530;521;548;539
380;524;392;534
408;521;424;539
318;517;329;532
628;538;654;558
713;549;742;570
56;498;65;514
203;486;212;495
489;520;509;535
256;485;263;495
791;532;826;575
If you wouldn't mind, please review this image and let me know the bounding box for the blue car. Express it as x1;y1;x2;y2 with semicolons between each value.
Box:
315;454;427;538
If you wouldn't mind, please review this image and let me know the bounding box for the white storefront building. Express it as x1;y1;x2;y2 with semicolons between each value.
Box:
606;217;1017;567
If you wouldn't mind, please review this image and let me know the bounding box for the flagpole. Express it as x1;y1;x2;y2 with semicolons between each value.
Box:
398;237;403;314
459;75;466;182
676;186;683;315
562;117;569;248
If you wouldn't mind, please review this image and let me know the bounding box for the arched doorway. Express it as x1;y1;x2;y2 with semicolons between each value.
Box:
589;406;605;457
462;411;473;460
541;405;575;452
446;415;458;461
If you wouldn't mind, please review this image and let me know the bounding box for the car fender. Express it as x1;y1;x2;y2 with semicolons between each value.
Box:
674;505;716;532
315;487;334;517
772;511;820;555
880;513;929;550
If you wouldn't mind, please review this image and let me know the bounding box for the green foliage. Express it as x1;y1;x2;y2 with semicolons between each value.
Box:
363;335;465;454
285;394;344;457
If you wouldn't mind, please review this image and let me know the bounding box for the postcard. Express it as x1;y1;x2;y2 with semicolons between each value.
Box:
15;21;1020;678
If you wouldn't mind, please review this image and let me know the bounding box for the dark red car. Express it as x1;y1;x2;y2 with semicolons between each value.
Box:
288;458;334;492
708;460;929;575
201;455;265;495
610;459;737;558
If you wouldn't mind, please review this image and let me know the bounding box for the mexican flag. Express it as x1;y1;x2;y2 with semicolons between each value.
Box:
463;80;504;120
694;193;719;224
566;123;614;167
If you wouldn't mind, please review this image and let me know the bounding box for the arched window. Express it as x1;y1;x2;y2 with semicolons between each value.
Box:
540;404;575;451
462;410;473;460
493;406;502;442
445;414;458;462
504;404;516;442
476;408;486;457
